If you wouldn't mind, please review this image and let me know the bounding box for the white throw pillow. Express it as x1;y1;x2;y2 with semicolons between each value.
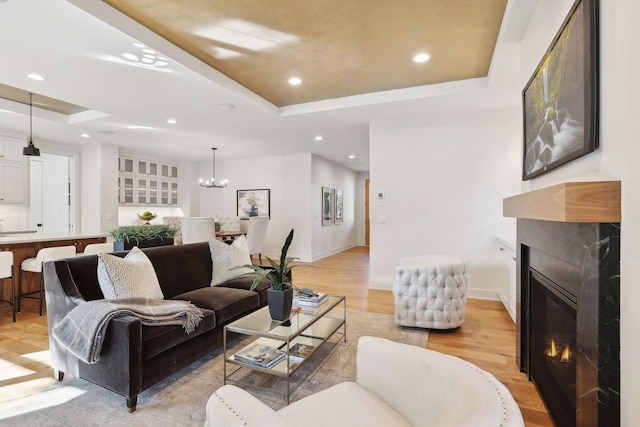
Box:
209;235;254;286
97;246;164;300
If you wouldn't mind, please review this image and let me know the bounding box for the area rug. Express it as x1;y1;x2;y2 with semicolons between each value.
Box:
0;310;427;426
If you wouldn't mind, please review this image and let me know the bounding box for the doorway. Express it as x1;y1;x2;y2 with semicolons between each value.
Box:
29;153;73;234
365;178;370;246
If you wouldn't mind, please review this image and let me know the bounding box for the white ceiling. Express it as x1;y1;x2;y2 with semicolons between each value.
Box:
0;0;537;172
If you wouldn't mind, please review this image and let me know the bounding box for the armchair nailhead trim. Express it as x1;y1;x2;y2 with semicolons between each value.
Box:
213;392;248;426
450;357;510;426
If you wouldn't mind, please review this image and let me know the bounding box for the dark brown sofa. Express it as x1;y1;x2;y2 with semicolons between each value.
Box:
43;242;270;412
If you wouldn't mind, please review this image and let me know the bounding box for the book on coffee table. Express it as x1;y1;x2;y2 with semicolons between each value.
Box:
298;292;329;306
287;343;315;362
234;343;286;368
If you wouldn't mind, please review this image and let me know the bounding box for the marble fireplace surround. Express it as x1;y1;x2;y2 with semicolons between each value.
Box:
504;181;621;427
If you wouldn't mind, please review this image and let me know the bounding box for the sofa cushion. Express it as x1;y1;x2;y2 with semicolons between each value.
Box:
278;382;410;427
216;277;271;306
97;247;164;300
172;287;260;325
141;308;216;360
144;242;213;298
209;236;253;286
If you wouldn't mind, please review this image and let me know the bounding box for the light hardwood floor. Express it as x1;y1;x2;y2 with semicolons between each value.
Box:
0;246;552;425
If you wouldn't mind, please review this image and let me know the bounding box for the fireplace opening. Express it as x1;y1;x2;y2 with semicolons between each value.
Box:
529;269;577;427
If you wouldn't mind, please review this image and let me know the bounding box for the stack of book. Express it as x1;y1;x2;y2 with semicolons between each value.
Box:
298;292;329;307
234;343;286;368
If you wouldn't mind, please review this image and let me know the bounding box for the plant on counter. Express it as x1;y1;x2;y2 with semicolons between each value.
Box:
109;225;177;245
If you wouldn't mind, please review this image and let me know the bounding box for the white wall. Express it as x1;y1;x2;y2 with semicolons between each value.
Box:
310;155;359;260
195;153;314;261
518;0;638;423
192;152;360;262
369;107;522;296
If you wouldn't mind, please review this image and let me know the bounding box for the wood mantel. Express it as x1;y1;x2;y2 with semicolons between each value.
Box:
503;181;621;223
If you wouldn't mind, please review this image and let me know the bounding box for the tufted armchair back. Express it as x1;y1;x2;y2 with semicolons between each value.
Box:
393;255;468;329
163;216;183;244
214;216;241;232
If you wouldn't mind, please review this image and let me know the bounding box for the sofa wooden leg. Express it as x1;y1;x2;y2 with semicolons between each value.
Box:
54;369;64;381
127;396;138;413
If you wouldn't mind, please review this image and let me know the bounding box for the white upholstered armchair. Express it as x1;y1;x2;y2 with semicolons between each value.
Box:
205;336;524;427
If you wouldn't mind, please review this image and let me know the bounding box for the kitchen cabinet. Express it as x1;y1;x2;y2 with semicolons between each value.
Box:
0;162;25;204
496;236;517;323
0;136;24;162
118;156;178;206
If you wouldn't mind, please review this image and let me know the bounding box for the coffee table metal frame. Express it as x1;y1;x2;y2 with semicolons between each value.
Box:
223;295;346;404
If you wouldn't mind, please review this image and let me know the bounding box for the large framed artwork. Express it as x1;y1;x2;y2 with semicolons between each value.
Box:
322;186;333;226
522;0;599;180
237;189;270;218
334;189;343;225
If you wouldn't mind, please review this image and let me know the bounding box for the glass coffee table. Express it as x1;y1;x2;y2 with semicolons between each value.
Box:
223;294;346;404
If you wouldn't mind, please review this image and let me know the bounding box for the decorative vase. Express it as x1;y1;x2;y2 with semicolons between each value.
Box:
267;287;293;321
137;214;157;225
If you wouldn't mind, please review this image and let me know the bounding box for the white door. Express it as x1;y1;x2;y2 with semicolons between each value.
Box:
30;153;71;234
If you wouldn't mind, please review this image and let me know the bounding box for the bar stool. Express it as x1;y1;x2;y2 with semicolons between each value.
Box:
81;242;114;255
18;245;76;316
0;251;16;322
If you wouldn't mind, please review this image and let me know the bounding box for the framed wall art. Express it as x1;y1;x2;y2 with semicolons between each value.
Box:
522;0;599;180
322;186;333;226
334;188;343;225
237;189;270;218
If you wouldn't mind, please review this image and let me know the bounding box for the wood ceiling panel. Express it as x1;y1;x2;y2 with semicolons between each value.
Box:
104;0;508;106
0;83;88;115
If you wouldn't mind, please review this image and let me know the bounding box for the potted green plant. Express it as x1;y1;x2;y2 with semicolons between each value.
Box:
215;221;221;232
110;224;177;251
241;228;297;321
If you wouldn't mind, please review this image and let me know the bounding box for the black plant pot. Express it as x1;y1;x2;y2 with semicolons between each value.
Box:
267;287;293;321
113;237;174;251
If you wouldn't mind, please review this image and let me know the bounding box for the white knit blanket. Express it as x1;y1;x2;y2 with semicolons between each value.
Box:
52;298;204;364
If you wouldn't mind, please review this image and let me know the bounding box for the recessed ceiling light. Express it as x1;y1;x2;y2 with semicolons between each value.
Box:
288;77;302;85
217;103;235;111
349;155;355;159
412;53;431;63
81;133;90;138
315;136;323;141
167;118;177;124
100;130;115;135
27;73;45;81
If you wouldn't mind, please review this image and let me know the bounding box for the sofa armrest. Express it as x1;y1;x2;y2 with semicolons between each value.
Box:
205;385;295;427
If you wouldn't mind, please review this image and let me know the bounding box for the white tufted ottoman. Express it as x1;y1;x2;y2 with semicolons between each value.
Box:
394;255;468;329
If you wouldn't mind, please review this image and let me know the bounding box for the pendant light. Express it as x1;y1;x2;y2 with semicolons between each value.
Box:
199;147;227;188
23;93;41;156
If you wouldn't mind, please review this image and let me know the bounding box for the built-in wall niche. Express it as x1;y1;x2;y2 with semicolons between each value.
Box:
117;156;179;206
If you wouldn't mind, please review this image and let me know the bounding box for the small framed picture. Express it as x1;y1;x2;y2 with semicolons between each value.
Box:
237;189;270;218
334;189;343;225
322;186;333;226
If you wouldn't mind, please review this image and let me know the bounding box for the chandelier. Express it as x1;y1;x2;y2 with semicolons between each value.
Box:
199;147;227;188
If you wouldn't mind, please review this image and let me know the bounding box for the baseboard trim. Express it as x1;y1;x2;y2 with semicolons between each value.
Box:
310;243;357;262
